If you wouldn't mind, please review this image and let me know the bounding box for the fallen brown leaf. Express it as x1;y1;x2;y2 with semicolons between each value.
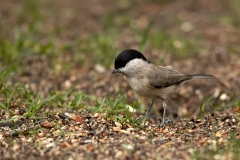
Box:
61;141;71;148
40;120;54;129
232;106;240;113
196;138;208;146
76;116;85;124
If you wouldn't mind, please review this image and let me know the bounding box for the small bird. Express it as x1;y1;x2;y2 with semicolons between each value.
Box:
112;49;216;126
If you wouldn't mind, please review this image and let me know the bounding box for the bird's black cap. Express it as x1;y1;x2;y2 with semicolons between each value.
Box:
114;49;149;69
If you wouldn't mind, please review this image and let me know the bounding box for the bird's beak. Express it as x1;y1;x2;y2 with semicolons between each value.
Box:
111;68;118;74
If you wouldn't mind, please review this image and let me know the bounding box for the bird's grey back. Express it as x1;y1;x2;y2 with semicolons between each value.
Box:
146;65;192;88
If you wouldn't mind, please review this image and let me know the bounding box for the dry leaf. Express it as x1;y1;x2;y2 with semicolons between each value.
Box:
40;120;54;129
76;116;85;124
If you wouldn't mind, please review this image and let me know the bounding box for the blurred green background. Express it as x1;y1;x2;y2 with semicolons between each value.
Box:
0;0;240;116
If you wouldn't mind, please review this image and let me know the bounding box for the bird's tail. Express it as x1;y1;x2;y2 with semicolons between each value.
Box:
189;74;216;79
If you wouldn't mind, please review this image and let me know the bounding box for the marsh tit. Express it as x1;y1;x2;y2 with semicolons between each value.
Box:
112;49;215;126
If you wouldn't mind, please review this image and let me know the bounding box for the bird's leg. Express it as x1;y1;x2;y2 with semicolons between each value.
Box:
138;100;156;124
145;100;155;118
159;99;171;127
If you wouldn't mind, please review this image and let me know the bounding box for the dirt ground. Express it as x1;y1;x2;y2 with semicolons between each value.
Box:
0;0;240;160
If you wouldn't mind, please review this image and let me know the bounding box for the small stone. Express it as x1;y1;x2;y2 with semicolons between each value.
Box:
122;144;134;150
74;126;79;130
99;139;106;143
38;132;45;138
187;129;193;133
163;129;169;133
113;127;121;132
69;113;76;120
102;132;108;137
10;131;19;137
58;113;69;119
177;137;182;143
215;131;221;138
46;142;56;148
52;130;61;137
64;112;71;117
120;130;130;135
79;132;88;137
164;141;175;146
114;122;122;128
13;144;20;151
220;93;229;101
64;80;71;89
126;124;132;128
82;139;93;144
93;113;100;117
115;150;123;158
126;128;134;132
71;139;78;143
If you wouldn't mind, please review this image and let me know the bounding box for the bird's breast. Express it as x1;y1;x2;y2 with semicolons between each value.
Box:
126;76;153;98
126;76;178;100
126;77;144;92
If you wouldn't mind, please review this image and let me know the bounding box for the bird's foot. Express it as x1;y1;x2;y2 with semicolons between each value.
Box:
137;114;158;125
158;119;172;127
146;114;158;120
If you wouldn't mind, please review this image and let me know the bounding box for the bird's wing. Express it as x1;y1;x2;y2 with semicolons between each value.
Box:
147;65;192;88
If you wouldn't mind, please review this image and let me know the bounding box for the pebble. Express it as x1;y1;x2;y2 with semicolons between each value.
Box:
113;127;121;132
114;122;122;128
38;132;45;137
52;130;61;137
58;113;69;119
93;113;100;117
215;131;221;138
122;144;134;150
46;142;56;148
120;130;130;135
126;128;134;132
64;80;71;89
74;126;79;130
13;144;20;151
82;139;93;144
10;131;19;137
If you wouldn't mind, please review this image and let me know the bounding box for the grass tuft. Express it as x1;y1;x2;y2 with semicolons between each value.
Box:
19;88;56;118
